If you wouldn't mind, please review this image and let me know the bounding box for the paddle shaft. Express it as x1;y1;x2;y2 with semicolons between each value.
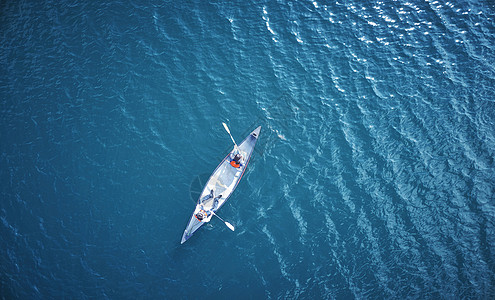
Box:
222;122;239;151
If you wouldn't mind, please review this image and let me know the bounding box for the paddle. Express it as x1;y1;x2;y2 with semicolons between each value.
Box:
222;122;239;152
212;211;235;231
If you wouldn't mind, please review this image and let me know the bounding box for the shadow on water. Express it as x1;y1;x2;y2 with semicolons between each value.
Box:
188;172;211;204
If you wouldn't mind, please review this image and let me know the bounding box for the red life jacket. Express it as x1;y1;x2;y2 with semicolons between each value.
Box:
195;210;207;221
230;160;240;168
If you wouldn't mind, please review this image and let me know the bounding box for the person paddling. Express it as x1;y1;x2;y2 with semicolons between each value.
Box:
196;193;222;222
230;153;243;168
195;209;208;221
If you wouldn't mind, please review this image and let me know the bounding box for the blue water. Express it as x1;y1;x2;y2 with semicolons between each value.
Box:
1;0;494;298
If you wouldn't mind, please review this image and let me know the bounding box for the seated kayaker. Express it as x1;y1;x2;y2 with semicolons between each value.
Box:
195;208;212;222
195;210;206;221
230;153;242;168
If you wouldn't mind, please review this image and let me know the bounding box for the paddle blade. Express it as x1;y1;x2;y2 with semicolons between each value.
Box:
225;222;235;231
222;122;238;148
222;122;231;134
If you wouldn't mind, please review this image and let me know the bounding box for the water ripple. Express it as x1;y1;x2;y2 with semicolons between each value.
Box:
2;0;495;298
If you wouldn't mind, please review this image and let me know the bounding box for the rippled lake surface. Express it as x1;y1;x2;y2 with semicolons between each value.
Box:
1;0;494;298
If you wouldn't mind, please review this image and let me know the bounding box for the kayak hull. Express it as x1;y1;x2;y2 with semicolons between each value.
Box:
181;126;261;244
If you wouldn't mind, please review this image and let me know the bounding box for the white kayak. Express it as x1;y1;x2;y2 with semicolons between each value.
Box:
181;126;261;244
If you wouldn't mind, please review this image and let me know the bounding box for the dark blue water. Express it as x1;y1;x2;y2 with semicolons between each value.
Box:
1;0;494;298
